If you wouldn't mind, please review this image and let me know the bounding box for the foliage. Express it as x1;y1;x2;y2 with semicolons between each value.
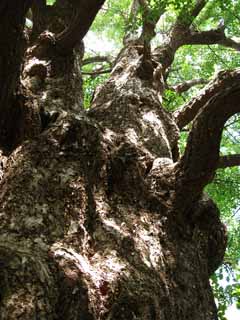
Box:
83;74;109;108
91;0;132;46
46;0;56;5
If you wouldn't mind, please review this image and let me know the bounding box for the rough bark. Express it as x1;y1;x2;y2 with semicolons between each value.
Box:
0;41;229;320
23;0;85;116
0;0;34;151
0;114;226;320
175;69;240;209
0;1;237;319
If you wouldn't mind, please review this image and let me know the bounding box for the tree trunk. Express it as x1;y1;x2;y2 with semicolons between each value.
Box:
0;0;34;151
0;1;234;320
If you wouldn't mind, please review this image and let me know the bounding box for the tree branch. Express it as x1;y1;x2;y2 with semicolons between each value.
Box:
175;69;240;206
152;1;240;77
82;56;112;66
173;70;240;129
176;0;207;28
129;0;139;21
55;0;106;53
125;0;165;45
138;0;157;42
219;37;240;51
82;68;111;77
218;154;240;169
169;78;208;94
31;0;48;40
153;1;208;73
186;28;240;51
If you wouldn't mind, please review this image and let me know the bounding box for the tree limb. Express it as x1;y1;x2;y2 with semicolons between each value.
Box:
31;0;47;40
186;28;240;51
153;1;208;72
138;0;157;42
219;37;240;51
218;154;240;169
175;0;207;28
169;78;208;94
175;69;240;205
82;56;112;66
129;0;139;21
173;71;240;129
56;0;106;53
152;1;240;76
82;68;112;76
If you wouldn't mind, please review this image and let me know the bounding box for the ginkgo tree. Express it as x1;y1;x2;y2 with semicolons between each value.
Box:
0;1;239;319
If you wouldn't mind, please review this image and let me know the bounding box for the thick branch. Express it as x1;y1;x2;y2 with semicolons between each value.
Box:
126;0;164;45
190;0;207;21
82;56;112;66
218;154;240;169
186;28;240;50
153;1;208;73
176;69;240;203
152;2;239;77
219;37;240;51
129;0;139;21
138;0;157;42
173;71;240;129
169;78;208;94
176;0;207;28
56;0;106;53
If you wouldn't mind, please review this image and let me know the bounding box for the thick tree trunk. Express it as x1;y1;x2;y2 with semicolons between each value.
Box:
0;2;232;320
0;42;227;320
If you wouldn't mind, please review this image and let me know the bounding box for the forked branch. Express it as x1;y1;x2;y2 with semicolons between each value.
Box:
173;71;240;129
175;69;240;205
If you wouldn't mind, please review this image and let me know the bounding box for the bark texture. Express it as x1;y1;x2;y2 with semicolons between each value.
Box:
0;0;34;151
0;43;230;320
23;0;85;116
0;1;238;319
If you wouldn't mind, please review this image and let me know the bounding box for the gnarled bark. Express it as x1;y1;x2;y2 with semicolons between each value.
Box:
0;1;238;319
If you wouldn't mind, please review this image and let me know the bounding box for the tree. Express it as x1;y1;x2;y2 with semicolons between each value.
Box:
0;0;239;319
